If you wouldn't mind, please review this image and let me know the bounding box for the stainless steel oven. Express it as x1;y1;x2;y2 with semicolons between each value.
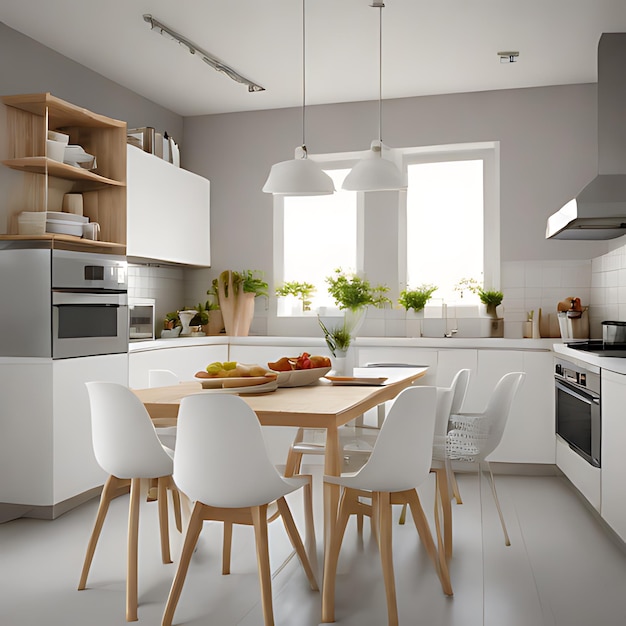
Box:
0;243;128;359
554;357;601;468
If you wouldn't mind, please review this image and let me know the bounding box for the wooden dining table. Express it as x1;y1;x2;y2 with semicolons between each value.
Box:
133;367;427;620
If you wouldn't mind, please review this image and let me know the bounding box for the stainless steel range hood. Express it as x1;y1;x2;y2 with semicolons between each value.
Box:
546;33;626;240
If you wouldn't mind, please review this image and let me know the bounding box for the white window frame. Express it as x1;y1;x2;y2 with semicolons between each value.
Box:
399;141;500;295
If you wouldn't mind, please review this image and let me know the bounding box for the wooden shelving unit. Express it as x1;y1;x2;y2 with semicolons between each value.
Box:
1;92;127;251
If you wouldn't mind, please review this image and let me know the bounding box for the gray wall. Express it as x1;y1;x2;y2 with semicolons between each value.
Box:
183;83;613;288
0;22;183;147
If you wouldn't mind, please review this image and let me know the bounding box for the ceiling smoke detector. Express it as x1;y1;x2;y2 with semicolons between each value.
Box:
498;51;519;63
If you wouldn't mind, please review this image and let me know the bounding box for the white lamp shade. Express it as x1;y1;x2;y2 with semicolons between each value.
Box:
263;153;335;196
342;147;406;192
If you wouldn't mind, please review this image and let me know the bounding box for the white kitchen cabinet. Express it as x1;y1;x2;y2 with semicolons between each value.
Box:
128;344;228;389
475;350;554;464
601;369;626;541
126;145;210;266
0;354;127;518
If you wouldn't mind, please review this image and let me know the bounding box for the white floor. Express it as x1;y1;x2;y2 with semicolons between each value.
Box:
1;469;626;626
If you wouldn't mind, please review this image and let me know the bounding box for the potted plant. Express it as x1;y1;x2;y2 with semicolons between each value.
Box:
212;269;268;336
477;288;504;318
275;281;316;312
398;284;438;314
325;268;391;336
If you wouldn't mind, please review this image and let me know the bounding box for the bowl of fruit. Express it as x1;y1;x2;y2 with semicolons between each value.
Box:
267;353;332;387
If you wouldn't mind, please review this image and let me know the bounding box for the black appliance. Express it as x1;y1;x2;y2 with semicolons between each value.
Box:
554;357;601;467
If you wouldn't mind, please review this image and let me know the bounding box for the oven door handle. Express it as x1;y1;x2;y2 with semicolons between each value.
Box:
52;292;127;306
555;379;600;405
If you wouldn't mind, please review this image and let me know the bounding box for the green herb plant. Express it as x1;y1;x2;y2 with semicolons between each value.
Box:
325;268;391;311
318;317;352;357
275;281;316;311
398;284;438;313
212;270;269;299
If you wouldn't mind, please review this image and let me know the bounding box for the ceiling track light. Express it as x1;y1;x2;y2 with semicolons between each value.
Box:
262;0;335;196
143;14;265;93
342;1;406;192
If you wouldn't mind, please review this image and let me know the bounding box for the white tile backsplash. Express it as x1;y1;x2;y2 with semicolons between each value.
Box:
126;244;626;339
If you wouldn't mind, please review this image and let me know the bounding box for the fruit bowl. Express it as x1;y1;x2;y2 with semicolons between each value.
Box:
272;367;332;388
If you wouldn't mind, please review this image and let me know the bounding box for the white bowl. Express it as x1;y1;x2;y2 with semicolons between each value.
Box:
273;366;332;387
46;139;66;162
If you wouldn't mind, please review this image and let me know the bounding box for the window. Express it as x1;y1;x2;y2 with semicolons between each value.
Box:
279;168;357;312
403;145;499;305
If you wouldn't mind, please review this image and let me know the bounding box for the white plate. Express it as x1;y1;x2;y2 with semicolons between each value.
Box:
272;366;332;387
196;380;278;394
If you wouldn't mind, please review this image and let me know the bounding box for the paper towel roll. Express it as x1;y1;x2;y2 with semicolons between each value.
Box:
62;194;83;215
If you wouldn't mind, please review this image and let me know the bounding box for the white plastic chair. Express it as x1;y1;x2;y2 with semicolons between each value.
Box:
79;381;182;622
148;369;179;450
321;386;452;626
161;393;318;626
399;369;471;560
446;371;525;546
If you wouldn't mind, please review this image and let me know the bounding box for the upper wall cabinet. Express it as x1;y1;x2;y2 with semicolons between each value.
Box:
0;93;126;253
126;145;210;266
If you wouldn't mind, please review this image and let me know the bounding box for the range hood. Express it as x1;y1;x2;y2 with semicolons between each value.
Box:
546;33;626;240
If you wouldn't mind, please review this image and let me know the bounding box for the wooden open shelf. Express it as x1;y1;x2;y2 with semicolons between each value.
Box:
0;233;126;255
2;157;125;188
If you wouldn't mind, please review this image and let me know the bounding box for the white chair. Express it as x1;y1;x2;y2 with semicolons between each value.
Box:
161;393;318;626
79;381;182;622
399;369;471;560
321;386;453;626
148;369;180;450
446;371;526;546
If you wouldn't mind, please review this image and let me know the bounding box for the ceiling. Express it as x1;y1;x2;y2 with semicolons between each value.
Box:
3;0;626;117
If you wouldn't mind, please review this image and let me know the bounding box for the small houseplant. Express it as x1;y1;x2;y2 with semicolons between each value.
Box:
477;288;503;317
213;269;268;336
326;268;391;311
275;281;316;312
398;284;438;313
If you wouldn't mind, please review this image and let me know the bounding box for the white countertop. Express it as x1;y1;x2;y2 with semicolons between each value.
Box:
129;335;556;353
553;343;626;375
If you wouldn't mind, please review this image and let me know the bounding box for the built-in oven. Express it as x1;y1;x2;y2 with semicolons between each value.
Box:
0;243;128;359
554;357;601;468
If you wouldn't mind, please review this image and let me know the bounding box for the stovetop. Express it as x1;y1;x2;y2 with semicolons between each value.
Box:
566;340;626;358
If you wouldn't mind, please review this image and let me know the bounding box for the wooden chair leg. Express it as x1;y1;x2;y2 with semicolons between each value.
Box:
447;458;463;504
222;521;233;575
377;492;399;626
398;502;408;525
166;477;183;533
161;502;205;626
276;497;318;590
403;489;453;596
321;488;353;624
157;477;172;565
301;477;318;570
126;477;142;622
433;467;453;560
78;475;129;590
251;504;275;626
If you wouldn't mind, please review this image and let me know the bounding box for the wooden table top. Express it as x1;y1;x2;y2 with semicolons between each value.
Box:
134;368;427;429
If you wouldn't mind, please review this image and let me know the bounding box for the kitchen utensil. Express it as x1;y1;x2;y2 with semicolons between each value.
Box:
272;366;331;387
82;222;100;240
602;320;626;345
62;193;83;215
46;139;65;162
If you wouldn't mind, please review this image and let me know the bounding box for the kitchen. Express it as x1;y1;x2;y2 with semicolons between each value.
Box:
2;2;626;625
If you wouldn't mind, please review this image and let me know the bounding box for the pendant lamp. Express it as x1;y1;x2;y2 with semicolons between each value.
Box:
342;1;406;192
263;0;334;195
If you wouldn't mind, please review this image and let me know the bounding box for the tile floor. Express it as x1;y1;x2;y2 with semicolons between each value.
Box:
1;469;626;626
